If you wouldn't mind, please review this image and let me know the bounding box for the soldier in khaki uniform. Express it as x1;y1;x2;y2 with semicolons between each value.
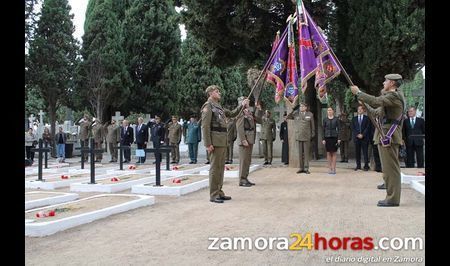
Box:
287;102;315;174
236;98;263;186
260;110;276;165
167;116;182;164
201;85;248;203
338;112;352;163
225;117;237;164
77;114;91;162
351;73;405;207
91;118;105;162
106;119;120;162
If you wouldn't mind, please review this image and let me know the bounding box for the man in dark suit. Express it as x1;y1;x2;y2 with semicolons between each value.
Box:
351;105;371;171
120;119;134;163
403;107;425;168
135;117;149;163
148;115;165;163
280;112;289;165
368;122;382;172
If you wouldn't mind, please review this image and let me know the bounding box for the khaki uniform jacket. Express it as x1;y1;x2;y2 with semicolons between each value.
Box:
167;122;182;144
226;118;237;145
287;111;315;141
338;118;352;141
79;120;91;140
106;124;120;143
201;98;242;147
236;109;263;145
260;117;276;140
92;123;105;143
357;90;405;145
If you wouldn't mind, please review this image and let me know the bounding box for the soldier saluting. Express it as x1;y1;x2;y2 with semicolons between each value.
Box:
201;85;249;203
351;74;405;207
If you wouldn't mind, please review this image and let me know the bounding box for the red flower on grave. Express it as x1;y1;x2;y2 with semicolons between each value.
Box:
61;175;69;179
48;210;55;216
172;178;181;183
172;166;179;170
111;177;120;182
225;166;230;171
128;165;136;170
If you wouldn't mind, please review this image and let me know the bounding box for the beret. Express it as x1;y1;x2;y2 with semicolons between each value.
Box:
384;73;402;80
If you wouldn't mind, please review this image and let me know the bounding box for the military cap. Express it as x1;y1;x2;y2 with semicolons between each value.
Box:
384;74;402;80
205;85;220;94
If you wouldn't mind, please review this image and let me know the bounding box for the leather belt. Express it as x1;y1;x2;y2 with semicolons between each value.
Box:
211;127;227;132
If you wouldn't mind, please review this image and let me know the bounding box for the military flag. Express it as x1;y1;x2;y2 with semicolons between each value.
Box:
297;0;341;94
266;27;288;103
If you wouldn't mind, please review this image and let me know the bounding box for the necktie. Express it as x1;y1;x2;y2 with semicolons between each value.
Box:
411;118;415;128
359;116;362;125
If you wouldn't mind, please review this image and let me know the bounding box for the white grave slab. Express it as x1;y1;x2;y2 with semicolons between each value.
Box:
150;164;210;177
25;191;79;210
401;172;425;184
401;172;425;195
132;174;209;196
25;172;118;190
25;194;154;237
70;174;161;193
199;164;262;178
410;180;425;195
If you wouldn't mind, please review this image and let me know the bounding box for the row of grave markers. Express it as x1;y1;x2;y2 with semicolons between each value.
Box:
31;137;173;187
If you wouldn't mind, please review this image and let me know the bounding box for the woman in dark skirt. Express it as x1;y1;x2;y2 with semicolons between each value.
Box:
322;107;340;174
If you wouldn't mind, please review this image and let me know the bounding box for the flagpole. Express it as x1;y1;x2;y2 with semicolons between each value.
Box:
328;48;354;86
234;26;289;119
327;45;387;139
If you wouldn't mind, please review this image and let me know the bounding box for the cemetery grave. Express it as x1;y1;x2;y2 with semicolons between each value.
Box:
25;172;118;190
70;173;159;193
150;163;210;177
199;164;262;178
25;191;79;210
25;194;154;237
132;174;209;196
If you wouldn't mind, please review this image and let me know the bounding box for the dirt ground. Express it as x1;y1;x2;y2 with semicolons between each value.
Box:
25;159;425;266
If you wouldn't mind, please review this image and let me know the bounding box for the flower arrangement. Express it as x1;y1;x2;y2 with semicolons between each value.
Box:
60;175;69;179
172;177;189;183
35;210;55;218
34;206;79;218
128;165;137;170
110;177;121;182
172;165;184;170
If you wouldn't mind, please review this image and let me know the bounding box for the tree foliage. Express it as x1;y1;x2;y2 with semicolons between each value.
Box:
122;0;181;117
334;0;425;94
401;70;424;110
27;0;79;141
77;0;131;122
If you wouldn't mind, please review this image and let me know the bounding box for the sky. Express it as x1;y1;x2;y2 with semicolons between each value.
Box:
68;0;88;42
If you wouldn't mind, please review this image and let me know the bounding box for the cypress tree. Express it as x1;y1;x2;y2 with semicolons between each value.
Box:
27;0;79;143
77;0;131;122
122;0;181;117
